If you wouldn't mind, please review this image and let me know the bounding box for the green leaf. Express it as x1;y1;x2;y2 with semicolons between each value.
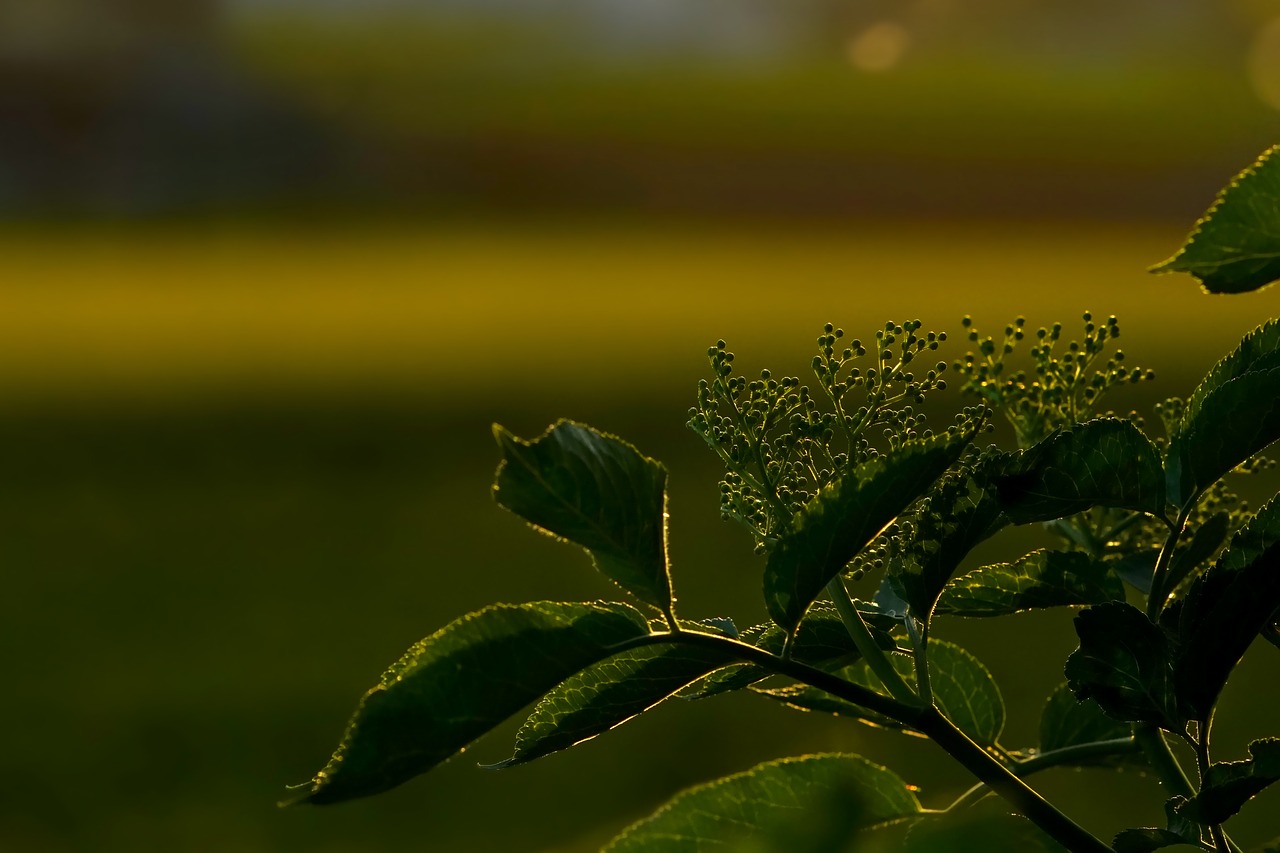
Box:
1113;549;1160;595
1165;511;1231;594
1039;683;1132;762
996;418;1166;524
905;802;1061;853
889;455;1009;619
489;641;737;769
291;601;648;805
1064;602;1185;731
936;550;1124;618
765;430;973;633
760;640;1005;746
493;421;673;612
1151;144;1280;294
1176;738;1280;824
1165;319;1280;506
1167;368;1280;510
1114;798;1204;853
603;754;921;852
1172;499;1280;720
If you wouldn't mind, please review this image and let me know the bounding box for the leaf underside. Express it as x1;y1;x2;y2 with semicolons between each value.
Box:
1166;367;1280;509
293;601;648;805
682;603;896;700
765;429;972;633
1173;504;1280;720
493;641;736;768
1176;738;1280;824
936;549;1124;618
1151;144;1280;294
996;418;1165;524
889;457;1009;619
760;640;1005;746
604;754;921;852
1039;682;1132;763
1065;602;1184;731
493;420;673;612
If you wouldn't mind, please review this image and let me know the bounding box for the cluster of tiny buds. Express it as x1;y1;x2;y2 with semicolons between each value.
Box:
954;312;1153;445
689;320;957;547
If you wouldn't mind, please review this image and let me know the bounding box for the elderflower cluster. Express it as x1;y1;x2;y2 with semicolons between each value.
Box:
688;320;971;551
953;313;1154;447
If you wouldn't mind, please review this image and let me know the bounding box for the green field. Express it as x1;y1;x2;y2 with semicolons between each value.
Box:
4;224;1280;851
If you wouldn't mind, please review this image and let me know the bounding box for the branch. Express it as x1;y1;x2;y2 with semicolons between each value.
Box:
947;737;1141;811
610;629;1114;853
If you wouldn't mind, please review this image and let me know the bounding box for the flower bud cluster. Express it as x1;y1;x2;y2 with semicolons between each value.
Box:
952;313;1153;447
688;320;956;547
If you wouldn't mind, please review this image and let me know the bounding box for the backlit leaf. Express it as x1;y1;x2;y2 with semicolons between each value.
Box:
1039;683;1133;766
760;640;1005;746
1172;497;1280;719
493;420;673;612
1176;738;1280;824
936;550;1124;617
996;418;1165;524
1151;145;1280;294
765;430;973;633
604;754;921;852
1164;511;1230;594
1166;367;1280;509
889;455;1009;619
682;603;896;700
1065;602;1185;731
292;601;648;804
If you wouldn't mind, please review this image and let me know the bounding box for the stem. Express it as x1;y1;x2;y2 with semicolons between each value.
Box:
610;628;915;722
1134;724;1194;798
1148;506;1193;620
1195;716;1231;853
905;615;932;707
914;708;1114;853
947;737;1140;811
611;629;1113;853
825;577;921;706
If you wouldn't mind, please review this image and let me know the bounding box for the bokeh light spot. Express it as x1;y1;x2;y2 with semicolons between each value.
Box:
847;22;910;73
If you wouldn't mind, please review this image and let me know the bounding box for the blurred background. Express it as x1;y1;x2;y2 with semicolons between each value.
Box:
5;1;1280;851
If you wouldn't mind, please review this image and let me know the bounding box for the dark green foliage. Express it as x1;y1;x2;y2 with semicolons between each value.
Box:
1172;532;1280;721
996;418;1166;524
1152;144;1280;294
759;640;1005;747
886;450;1009;619
490;640;736;769
297;147;1280;853
936;550;1124;617
1039;683;1132;759
683;603;897;699
493;421;673;614
604;754;921;852
1176;739;1280;824
1065;602;1185;731
1165;320;1280;507
294;602;649;804
1164;511;1230;594
764;428;973;632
